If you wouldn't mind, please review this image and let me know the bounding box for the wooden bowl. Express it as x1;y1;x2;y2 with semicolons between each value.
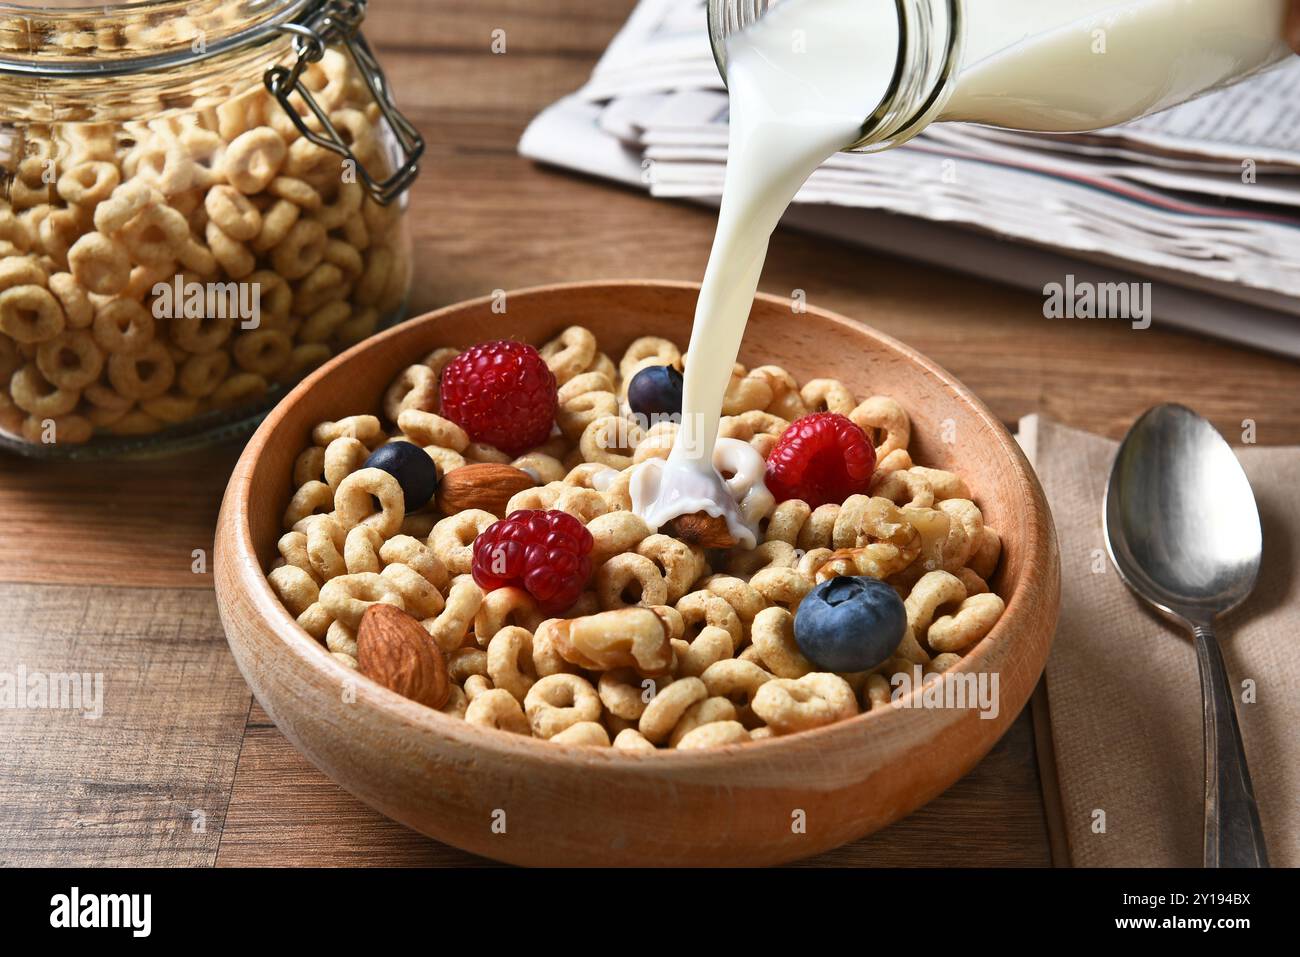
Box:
214;280;1060;866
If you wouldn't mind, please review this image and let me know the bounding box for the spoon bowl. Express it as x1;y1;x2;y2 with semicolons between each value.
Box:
1104;403;1268;868
1105;403;1262;628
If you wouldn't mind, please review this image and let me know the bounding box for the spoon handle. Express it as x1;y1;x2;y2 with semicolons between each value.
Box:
1192;624;1269;868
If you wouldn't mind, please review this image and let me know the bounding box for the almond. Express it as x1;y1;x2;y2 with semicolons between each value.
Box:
356;604;449;709
435;463;535;517
665;511;737;549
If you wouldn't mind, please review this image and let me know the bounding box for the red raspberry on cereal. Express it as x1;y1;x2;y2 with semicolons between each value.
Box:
765;412;876;508
439;340;557;456
471;509;594;615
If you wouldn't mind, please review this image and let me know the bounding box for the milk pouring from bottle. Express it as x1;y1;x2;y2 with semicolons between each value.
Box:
630;0;1291;541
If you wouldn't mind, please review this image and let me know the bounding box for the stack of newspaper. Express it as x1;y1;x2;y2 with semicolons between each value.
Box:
520;0;1300;357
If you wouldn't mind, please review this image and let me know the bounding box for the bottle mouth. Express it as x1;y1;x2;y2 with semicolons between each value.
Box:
0;0;311;77
706;0;964;152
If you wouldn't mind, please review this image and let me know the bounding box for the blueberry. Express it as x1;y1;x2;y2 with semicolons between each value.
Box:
794;576;906;672
626;364;684;422
362;441;439;513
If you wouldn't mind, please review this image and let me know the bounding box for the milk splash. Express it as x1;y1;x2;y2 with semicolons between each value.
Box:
629;0;898;545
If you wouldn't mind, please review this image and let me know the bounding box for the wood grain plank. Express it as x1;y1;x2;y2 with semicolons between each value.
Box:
0;584;251;866
217;703;1048;866
0;444;240;589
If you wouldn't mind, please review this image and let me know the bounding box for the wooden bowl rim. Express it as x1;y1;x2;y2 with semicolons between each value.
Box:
219;278;1055;766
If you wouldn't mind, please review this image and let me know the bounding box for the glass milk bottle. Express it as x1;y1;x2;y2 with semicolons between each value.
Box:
707;0;1293;150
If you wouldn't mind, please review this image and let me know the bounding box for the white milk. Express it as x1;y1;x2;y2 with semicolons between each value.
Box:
631;0;1288;544
947;0;1290;132
631;0;897;547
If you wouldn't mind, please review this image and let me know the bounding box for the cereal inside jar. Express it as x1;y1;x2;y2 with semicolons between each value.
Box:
0;0;421;456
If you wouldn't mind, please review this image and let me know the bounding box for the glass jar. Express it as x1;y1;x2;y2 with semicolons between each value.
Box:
708;0;1292;150
0;0;422;458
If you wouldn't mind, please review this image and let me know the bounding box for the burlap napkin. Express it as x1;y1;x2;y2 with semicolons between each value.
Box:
1020;414;1299;868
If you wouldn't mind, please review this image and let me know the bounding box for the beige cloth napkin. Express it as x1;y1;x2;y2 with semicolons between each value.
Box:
1020;414;1299;868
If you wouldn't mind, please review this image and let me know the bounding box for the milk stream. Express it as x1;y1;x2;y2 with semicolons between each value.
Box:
630;0;1289;546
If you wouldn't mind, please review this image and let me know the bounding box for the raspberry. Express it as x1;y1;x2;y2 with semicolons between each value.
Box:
440;340;557;456
471;509;594;615
765;412;877;508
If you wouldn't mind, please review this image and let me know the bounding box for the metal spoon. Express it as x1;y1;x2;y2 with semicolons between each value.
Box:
1104;403;1268;868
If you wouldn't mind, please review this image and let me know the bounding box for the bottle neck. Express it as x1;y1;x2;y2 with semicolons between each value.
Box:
707;0;963;152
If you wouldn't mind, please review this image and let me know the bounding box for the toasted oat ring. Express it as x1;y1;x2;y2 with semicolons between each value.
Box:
223;127;287;194
596;552;669;609
523;673;601;739
540;325;598;385
312;414;384;446
325;619;357;657
872;468;934;508
267;175;322;210
278;530;316;585
204;220;256;279
420;578;482;653
92;180;158;235
968;526;1002;581
107;341;174;400
319;572;404;629
586;510;652;565
580;414;642;469
36;330;103;390
555;376;618;441
675;719;750;749
210;372;268;408
380;561;445;619
120;203;191;266
333;466;405;538
927;592;1005;653
168;310;235;354
233;328;292;376
302;514;347;581
851;395;911;458
271;218;327;281
343;525;383;573
752;672;857;734
56;161;120;207
905;569;967;639
613;728;656;751
675;589;744;649
320;435;368;490
702;574;765;626
293;262;351;315
721;364;773;415
46;273;92;330
670;624;733;678
0;256;47;293
93;298;155;355
550;721;610;746
253;198;300;252
636;534;704;604
699;658;773;715
638;676;706;745
383;364;438;422
268;564;319;617
397;408;468;451
204;184;263;241
67;232;130;296
465;688;531;734
473;587;543;647
667;696;738;747
315;180;363;231
430;509;497;575
512;452;566;485
487;625;537;702
9;363;79;418
0;284;65;343
618;336;680;383
750;606;816;679
380;534;448;590
937;498;983;571
597;667;658;721
800;378;856;416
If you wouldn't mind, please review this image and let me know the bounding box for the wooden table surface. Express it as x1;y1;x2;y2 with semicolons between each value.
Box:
2;0;1297;868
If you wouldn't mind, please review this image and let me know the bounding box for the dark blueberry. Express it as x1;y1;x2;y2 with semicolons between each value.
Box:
363;441;439;513
794;576;906;673
626;364;684;422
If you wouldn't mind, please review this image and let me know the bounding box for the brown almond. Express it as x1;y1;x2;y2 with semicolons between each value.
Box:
356;604;449;709
435;462;535;517
665;511;737;549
